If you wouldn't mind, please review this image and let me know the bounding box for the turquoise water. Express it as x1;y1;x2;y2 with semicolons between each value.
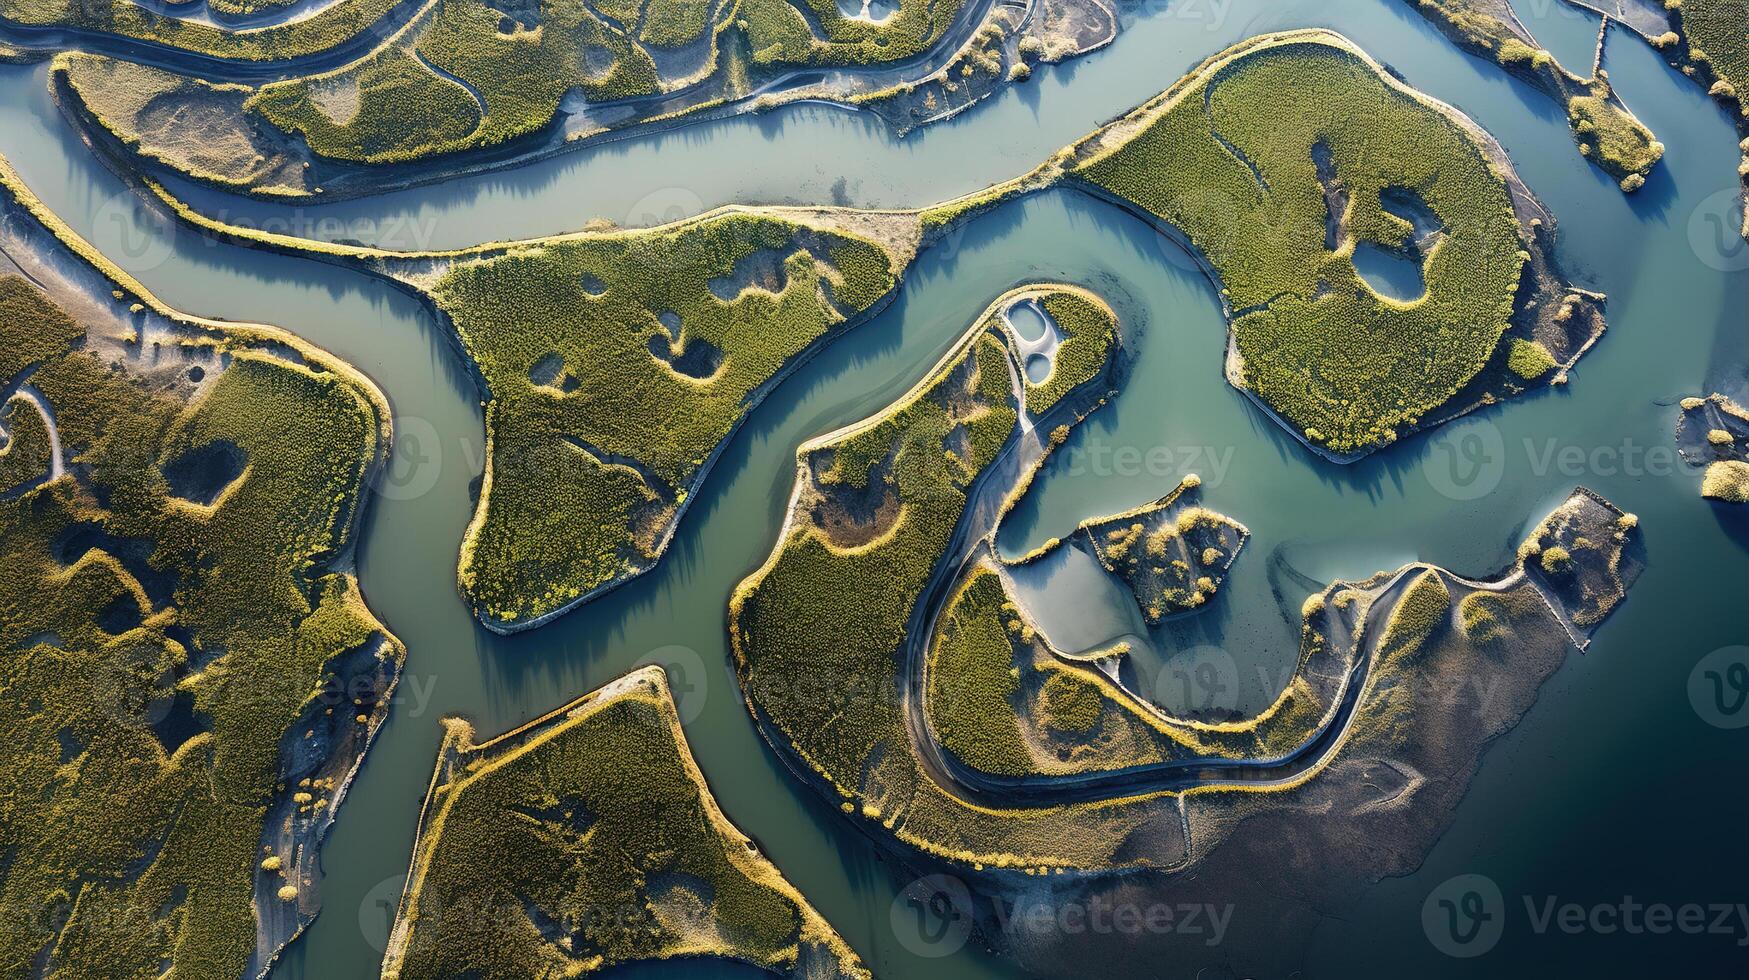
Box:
1507;0;1602;76
2;1;1746;976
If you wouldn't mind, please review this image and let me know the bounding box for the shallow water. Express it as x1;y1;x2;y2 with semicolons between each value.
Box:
2;0;1747;976
1507;0;1602;76
1351;240;1427;300
1003;539;1145;657
1005;298;1051;342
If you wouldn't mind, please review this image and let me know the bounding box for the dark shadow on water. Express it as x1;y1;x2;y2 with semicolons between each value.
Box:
1709;500;1749;556
140;192;484;406
166;99;904;238
1013;70;1044;117
606;958;776;980
1705;279;1749;395
1623;152;1679;224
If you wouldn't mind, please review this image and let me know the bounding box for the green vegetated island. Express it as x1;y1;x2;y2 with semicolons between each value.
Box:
146;29;1607;632
925;471;1255;785
31;0;1119;199
1621;0;1749;237
0;152;403;978
1678;392;1749;503
727;271;1644;968
1404;0;1665;190
382;666;869;979
1542;0;1749;235
1408;0;1749;219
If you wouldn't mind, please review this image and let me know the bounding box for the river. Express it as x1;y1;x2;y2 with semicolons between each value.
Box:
2;0;1745;975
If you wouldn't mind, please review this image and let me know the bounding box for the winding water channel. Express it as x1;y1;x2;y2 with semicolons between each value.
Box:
4;0;1748;975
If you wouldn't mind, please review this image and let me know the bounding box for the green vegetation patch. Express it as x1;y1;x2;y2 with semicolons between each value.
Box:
54;54;314;197
54;0;997;172
921;547;1302;783
1082;478;1249;625
0;392;53;490
437;212;899;628
1072;34;1530;455
0;0;409;61
842;13;1018;131
730;286;1193;870
1375;569;1451;666
915;466;1369;785
1676;0;1749;111
42;0;1011;186
0;271;80;378
250;0;662;164
734;310;1019;796
1567;93;1665;189
1015;288;1119;414
384;667;867;978
0;188;401;977
1703;460;1749;503
1506;337;1558;379
1404;0;1664;188
921;567;1037;778
1517;490;1641;634
1677;393;1749;503
922;549;1240;784
1458;589;1522;646
1038;670;1102;734
209;0;303;19
249;46;486;165
637;0;719;48
740;0;974;68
